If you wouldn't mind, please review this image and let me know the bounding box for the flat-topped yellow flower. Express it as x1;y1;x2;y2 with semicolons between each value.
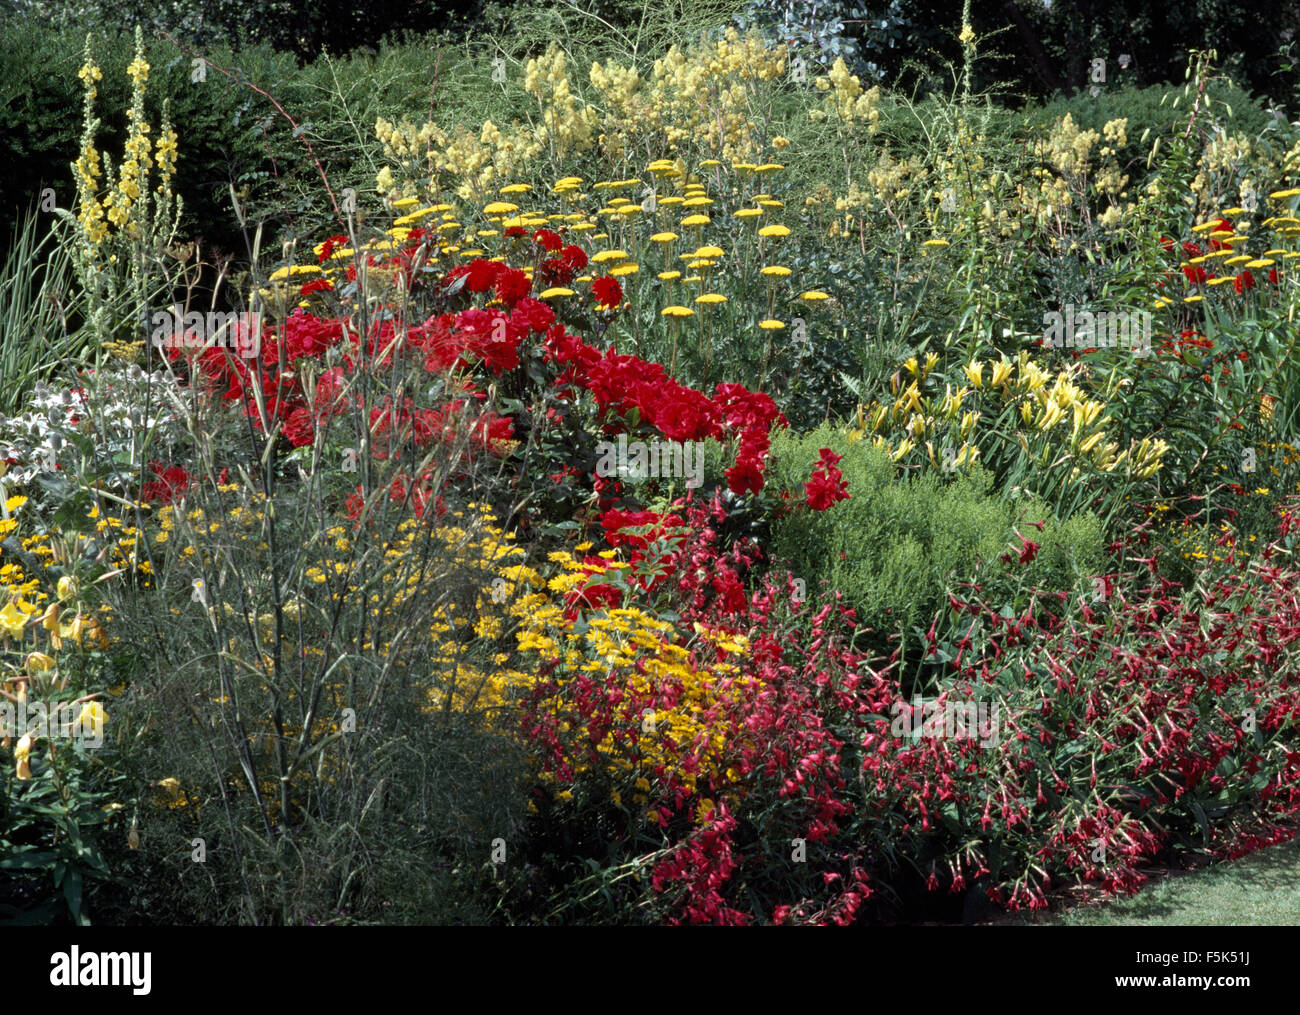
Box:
658;270;682;280
734;208;762;219
923;239;950;248
799;291;830;301
650;232;679;243
760;265;791;276
591;250;629;263
609;263;639;276
540;287;575;299
1270;188;1300;199
391;196;420;210
758;319;784;330
681;214;711;226
662;305;695;317
694;245;724;258
696;293;727;304
499;183;532;194
758;224;790;238
483;202;519;215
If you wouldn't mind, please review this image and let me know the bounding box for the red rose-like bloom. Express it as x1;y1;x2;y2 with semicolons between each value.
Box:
318;234;347;263
592;276;623;309
494;267;532;307
300;277;334;296
561;244;588;272
283;406;316;447
804;448;849;511
533;228;563;252
140;462;192;504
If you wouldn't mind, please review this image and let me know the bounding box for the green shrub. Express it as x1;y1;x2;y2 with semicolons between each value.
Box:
766;424;1106;644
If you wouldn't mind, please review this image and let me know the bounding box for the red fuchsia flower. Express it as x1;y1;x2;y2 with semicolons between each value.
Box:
592;275;623;309
804;448;849;511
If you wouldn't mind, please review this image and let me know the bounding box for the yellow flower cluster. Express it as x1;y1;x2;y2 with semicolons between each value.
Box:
511;548;760;814
591;28;786;161
850;350;1168;480
525;43;599;161
811;57;882;130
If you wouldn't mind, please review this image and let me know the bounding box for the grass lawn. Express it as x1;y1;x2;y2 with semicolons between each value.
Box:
992;835;1300;926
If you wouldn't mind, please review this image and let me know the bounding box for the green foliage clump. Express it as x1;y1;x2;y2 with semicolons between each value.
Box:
766;425;1105;640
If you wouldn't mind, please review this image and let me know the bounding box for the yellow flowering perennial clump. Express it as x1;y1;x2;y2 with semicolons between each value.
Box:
67;29;181;348
849;349;1169;481
507;547;761;816
377;27;788;209
811;57;883;130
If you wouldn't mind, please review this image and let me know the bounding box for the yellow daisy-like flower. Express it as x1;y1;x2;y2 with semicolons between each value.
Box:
482;202;520;215
758;319;785;330
662;305;695;317
734;208;762;219
758;224;790;237
609;263;639;276
696;293;727;304
681;214;711;227
760;265;792;277
650;232;679;243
